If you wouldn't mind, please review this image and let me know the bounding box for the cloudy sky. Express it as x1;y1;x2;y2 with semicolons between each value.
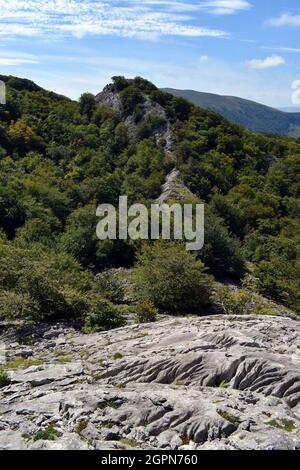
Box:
0;0;299;107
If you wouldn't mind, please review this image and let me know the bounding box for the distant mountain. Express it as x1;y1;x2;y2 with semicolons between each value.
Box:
163;88;300;138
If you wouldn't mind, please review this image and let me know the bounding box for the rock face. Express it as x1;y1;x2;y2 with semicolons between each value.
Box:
156;169;195;205
1;315;300;450
95;85;174;151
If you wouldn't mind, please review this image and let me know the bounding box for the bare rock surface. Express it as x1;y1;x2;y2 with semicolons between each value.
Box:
95;85;174;151
156;169;195;205
0;315;300;450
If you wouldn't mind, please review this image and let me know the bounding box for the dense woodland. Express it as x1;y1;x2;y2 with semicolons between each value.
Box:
0;75;299;329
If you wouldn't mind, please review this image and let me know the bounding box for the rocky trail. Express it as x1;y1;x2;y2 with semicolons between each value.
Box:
1;315;300;450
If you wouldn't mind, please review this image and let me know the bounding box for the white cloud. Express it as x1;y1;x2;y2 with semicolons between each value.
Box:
268;13;300;27
199;55;209;61
0;23;41;37
246;55;285;70
0;58;38;65
0;51;40;66
263;46;300;54
202;1;252;15
132;0;252;15
0;0;229;40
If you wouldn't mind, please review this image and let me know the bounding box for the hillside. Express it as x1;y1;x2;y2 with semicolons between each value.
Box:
0;74;299;328
0;74;299;451
163;88;300;138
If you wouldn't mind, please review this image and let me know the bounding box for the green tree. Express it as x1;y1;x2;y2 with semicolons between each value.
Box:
83;297;126;333
79;93;96;121
133;242;212;313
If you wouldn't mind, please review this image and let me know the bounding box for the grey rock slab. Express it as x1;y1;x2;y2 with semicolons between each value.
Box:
1;315;300;450
0;431;30;450
10;362;83;387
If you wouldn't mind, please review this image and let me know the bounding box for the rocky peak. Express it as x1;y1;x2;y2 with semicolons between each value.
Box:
95;77;174;151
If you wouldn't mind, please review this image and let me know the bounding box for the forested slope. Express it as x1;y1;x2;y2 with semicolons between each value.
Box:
0;75;299;325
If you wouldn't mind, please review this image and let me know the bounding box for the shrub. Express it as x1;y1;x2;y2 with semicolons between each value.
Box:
216;287;250;315
110;76;130;92
94;270;125;304
83;297;126;333
0;238;93;322
5;356;43;369
135;300;158;323
214;285;277;316
33;426;59;442
137;115;166;140
132;242;212;313
112;352;123;360
79;93;96;121
60;287;89;318
15;218;56;246
0;369;11;388
0;290;41;323
120;86;144;115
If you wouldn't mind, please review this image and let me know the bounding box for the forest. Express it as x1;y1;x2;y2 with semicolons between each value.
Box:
0;74;299;331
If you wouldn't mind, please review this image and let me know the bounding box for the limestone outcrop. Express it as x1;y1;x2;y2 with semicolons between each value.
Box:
0;315;300;450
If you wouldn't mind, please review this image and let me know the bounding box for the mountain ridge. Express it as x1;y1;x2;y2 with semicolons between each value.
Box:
162;88;300;138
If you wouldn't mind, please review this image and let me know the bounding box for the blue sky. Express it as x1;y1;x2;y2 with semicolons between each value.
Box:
0;0;300;107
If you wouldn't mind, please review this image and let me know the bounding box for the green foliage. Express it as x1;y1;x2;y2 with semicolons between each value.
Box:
0;237;91;322
59;202;98;267
133;242;212;313
112;352;124;360
217;380;229;389
120;85;144;115
0;290;41;322
5;356;43;370
214;285;279;316
83;297;126;333
97;398;122;409
266;419;296;432
0;186;26;238
33;426;60;442
137;115;167;140
75;420;88;434
110;76;130;92
0;74;299;317
94;270;125;304
79;93;96;121
201;210;246;277
0;369;11;388
175;103;300;311
135;300;158;323
215;287;251;315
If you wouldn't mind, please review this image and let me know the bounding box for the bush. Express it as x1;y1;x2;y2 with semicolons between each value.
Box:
137;115;166;140
133;242;212;313
120;86;144;115
214;285;277;316
0;238;93;323
201;212;246;277
83;297;126;333
110;76;130;92
0;290;41;323
215;286;250;315
94;270;125;304
79;93;96;121
135;300;158;323
0;369;11;388
33;425;59;442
